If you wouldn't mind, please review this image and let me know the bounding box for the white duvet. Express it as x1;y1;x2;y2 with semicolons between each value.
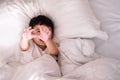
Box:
1;39;120;80
11;58;120;80
58;39;120;80
11;54;61;80
60;58;120;80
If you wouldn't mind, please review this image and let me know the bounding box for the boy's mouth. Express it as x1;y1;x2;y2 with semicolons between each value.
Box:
39;39;44;42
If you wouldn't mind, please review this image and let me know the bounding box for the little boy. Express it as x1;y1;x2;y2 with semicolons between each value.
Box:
20;15;59;63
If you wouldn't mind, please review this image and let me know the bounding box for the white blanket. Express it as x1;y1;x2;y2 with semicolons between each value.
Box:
11;54;61;80
58;38;99;75
58;38;120;80
1;38;119;80
3;57;120;80
60;58;120;80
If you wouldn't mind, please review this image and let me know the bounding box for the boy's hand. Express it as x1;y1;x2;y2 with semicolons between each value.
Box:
38;26;52;43
22;27;36;41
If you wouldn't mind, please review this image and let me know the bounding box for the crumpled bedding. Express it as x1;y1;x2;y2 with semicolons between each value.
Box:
11;54;61;80
1;38;120;80
60;58;120;80
58;38;99;75
58;38;120;80
0;0;120;79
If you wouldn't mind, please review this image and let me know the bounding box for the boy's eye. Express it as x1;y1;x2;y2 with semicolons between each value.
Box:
37;30;40;32
32;30;40;34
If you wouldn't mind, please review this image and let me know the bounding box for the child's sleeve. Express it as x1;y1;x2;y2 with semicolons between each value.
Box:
19;40;35;64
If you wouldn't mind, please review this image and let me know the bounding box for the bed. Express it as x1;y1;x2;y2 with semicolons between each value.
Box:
0;0;120;80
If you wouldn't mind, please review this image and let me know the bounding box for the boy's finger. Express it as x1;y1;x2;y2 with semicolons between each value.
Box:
26;27;32;32
30;29;35;33
39;27;43;33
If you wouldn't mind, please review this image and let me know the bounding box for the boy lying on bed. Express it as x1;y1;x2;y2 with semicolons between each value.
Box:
19;15;59;63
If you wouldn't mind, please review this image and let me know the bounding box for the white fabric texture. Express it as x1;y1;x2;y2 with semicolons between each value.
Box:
57;38;120;80
51;0;108;42
58;38;100;75
0;0;45;67
60;58;120;80
9;39;120;80
58;39;120;80
89;0;120;59
11;54;61;80
20;40;46;64
0;63;19;80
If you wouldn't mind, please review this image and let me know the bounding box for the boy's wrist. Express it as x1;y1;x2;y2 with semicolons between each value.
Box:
45;39;52;44
22;36;30;42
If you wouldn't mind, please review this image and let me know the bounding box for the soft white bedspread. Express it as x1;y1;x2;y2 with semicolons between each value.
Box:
60;58;120;80
58;38;120;80
11;54;61;80
2;57;120;80
11;55;120;80
58;38;99;75
1;39;120;80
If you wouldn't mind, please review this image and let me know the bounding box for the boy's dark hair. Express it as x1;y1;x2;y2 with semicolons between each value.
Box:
29;15;54;33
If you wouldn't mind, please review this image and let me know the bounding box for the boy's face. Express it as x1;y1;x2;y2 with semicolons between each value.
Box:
32;25;52;46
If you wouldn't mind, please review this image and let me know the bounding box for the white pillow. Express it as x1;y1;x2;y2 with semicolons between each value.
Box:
0;0;108;65
0;0;59;66
0;0;41;66
33;0;108;42
89;0;120;59
49;0;108;43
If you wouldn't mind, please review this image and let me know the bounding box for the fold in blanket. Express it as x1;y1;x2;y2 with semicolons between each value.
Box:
58;38;100;75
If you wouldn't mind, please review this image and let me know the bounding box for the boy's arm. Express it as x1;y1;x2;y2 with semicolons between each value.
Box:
45;40;59;55
20;27;34;51
38;26;59;55
20;37;30;51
